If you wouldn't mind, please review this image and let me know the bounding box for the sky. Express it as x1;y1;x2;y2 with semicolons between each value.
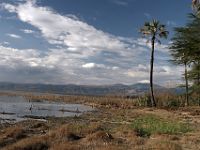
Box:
0;0;193;86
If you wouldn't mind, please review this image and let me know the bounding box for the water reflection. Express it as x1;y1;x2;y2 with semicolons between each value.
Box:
0;96;94;122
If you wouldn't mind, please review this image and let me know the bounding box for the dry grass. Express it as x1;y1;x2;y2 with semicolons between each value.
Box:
147;141;183;150
2;136;49;150
0;126;25;148
0;92;200;149
0;90;198;109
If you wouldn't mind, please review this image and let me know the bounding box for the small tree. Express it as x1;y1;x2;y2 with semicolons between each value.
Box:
187;15;200;105
140;20;169;107
170;27;192;106
170;14;200;106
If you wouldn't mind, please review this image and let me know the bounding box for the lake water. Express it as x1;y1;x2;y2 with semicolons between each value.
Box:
0;96;94;122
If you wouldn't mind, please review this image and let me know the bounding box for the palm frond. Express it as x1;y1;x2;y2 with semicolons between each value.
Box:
140;19;168;42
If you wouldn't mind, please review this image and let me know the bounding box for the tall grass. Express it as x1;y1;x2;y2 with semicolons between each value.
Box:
0;91;200;108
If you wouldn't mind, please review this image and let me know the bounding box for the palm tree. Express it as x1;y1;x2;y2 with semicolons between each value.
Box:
140;20;169;107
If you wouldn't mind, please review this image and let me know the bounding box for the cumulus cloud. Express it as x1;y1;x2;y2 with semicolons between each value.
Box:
82;63;96;69
0;41;10;46
0;45;80;84
0;45;41;68
3;1;128;56
139;80;150;84
1;3;17;13
82;63;119;70
6;33;21;39
21;29;35;34
1;0;184;86
126;64;183;85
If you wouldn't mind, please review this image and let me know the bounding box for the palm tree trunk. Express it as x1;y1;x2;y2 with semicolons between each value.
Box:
184;62;189;106
150;37;156;107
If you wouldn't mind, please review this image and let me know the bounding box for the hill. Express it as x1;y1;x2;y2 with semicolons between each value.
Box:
0;82;185;96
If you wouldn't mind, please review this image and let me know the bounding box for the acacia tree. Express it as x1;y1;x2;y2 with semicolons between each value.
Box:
170;14;200;106
192;0;200;16
140;20;168;107
186;16;200;105
170;27;192;106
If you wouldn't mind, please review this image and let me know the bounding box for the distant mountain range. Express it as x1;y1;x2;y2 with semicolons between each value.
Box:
0;82;185;96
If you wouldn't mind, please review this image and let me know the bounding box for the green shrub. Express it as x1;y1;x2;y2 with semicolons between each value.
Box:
132;115;192;137
167;99;181;108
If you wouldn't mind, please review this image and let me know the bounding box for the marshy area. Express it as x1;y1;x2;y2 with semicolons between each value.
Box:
0;92;200;150
0;95;94;123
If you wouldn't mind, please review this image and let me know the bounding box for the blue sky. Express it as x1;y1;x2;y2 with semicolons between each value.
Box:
0;0;193;86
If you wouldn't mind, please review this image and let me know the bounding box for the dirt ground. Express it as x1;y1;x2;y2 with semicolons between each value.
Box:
0;96;200;150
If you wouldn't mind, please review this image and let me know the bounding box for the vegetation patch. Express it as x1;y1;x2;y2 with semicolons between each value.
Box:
131;115;192;137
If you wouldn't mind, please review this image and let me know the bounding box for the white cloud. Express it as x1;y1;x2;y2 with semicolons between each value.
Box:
127;70;148;78
1;1;184;86
0;45;40;68
6;33;21;39
126;64;183;85
3;1;128;57
21;29;35;34
0;41;10;46
82;62;119;70
1;3;17;13
82;63;96;69
136;38;169;53
139;80;150;84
